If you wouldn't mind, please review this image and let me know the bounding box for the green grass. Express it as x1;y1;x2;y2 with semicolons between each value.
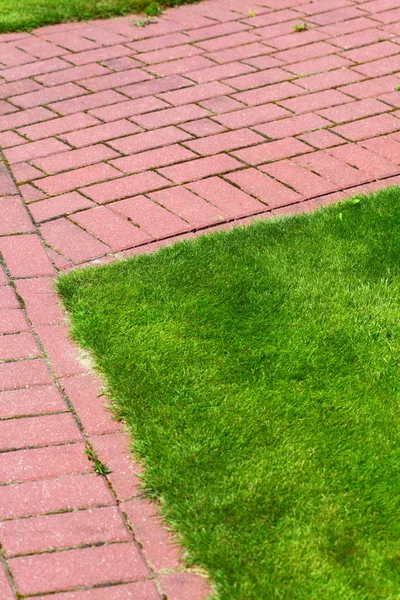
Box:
0;0;196;33
58;187;400;600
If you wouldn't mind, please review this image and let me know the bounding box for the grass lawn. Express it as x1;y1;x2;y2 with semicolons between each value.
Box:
58;187;400;600
0;0;193;33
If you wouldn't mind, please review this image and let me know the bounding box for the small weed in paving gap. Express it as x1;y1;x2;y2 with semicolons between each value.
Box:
395;85;400;91
59;187;400;600
293;22;309;32
133;16;157;26
84;442;111;475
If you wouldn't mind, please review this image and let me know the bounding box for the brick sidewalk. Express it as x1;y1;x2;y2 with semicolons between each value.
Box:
1;0;400;597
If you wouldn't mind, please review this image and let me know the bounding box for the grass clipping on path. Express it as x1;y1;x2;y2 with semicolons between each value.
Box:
58;188;400;600
0;0;192;33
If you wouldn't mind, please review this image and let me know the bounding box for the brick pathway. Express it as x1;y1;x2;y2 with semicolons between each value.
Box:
1;0;400;597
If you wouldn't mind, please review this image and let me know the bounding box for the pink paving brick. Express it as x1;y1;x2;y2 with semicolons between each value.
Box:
88;96;168;122
340;75;400;99
149;186;227;228
81;171;167;203
294;68;365;93
0;58;69;82
0;332;39;361
224;68;291;92
180;118;226;136
132;104;210;130
279;89;353;114
148;56;215;78
0;506;131;557
10;543;150;596
0;359;52;391
33;144;119;174
40;219;109;263
10;161;43;184
0;310;30;335
80;68;152;92
0;473;114;519
254;113;330;139
292;151;369;187
159;573;213;600
226;168;303;208
0;235;55;277
261;159;339;197
298;129;346;149
119;74;192;100
184;129;264;156
232;81;307;107
214;104;290;129
0;287;19;310
15;278;64;327
0;131;27;148
61;119;141;148
122;498;181;570
19;183;45;203
232;138;312;165
35;163;120;196
158;81;234;106
328;143;400;179
362;136;400;163
0;385;65;419
111;144;196;174
0;563;14;600
61;374;121;435
332;114;400;141
187;177;267;218
20;113;100;141
48;90;127;116
0;196;34;234
3;138;69;165
11;83;86;109
89;432;144;501
0;443;90;484
199;96;244;115
30;580;162;600
71;206;151;250
110;195;189;238
0;412;82;451
36;324;86;377
0;78;41;99
158;154;242;184
108;125;192;155
35;63;110;86
28;192;95;222
0;163;18;195
318;98;389;124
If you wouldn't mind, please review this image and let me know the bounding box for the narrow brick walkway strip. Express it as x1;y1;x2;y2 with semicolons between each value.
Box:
1;0;400;596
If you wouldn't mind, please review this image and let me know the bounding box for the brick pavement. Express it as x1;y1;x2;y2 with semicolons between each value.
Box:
1;0;400;596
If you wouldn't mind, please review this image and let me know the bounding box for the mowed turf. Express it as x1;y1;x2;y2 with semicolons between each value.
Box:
0;0;193;32
58;187;400;600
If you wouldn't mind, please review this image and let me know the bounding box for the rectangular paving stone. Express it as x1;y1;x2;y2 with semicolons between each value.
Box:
33;144;119;174
0;359;52;391
0;332;39;361
214;104;290;128
36;324;86;377
254;113;330;139
0;473;114;519
332;114;400;141
30;580;162;600
148;56;214;78
184;129;264;155
292;150;369;187
82;172;167;203
109;125;192;155
35;63;110;86
15;278;64;328
328;143;400;178
0;234;55;277
187;177;266;218
279;89;353;114
35;163;120;196
111;144;196;174
0;287;19;310
28;192;95;222
0;413;82;451
132;104;209;130
362;136;400;162
261;159;339;197
20;113;100;141
0;562;14;600
71;206;151;250
0;506;131;557
158;81;234;106
340;75;400;98
318;98;389;123
80;68;152;92
11;83;86;109
0;385;66;418
294;68;365;92
88;96;168;122
61;374;121;435
119;74;192;100
233;81;307;107
149;186;227;228
62;119;141;148
232;137;311;165
225;168;303;208
223;68;291;91
0;443;90;484
49;90;127;116
1;58;69;81
3;138;69;164
158;154;242;184
10;543;150;596
0;310;30;335
110;195;189;239
0;163;18;196
40;219;109;263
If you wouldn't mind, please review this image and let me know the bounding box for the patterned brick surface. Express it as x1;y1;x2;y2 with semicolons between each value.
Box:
1;0;400;597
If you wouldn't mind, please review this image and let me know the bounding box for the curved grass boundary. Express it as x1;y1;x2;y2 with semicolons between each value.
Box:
58;188;400;600
0;0;197;33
